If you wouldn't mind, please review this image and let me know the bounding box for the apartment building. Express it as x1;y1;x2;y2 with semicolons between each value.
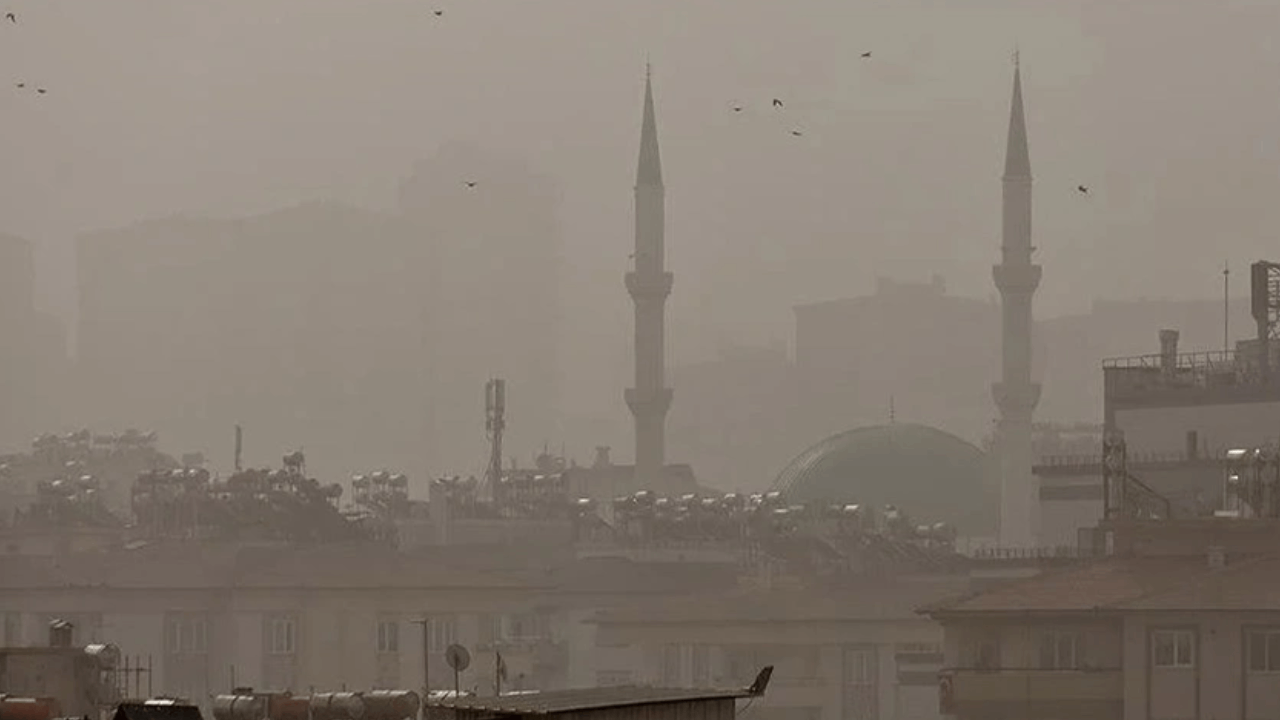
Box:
925;519;1280;720
592;574;971;720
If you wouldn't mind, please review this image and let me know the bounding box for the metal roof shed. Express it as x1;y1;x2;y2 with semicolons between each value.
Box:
425;687;751;720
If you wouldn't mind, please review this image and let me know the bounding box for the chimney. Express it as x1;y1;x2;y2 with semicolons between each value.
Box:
1207;545;1227;570
1159;330;1180;375
1185;430;1199;461
48;619;74;647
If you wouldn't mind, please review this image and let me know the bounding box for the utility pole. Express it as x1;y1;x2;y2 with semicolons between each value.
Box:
412;618;431;700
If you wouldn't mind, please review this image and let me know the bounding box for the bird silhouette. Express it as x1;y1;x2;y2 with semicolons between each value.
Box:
861;51;872;58
15;82;23;89
463;181;478;188
732;104;743;113
772;98;783;108
433;9;443;16
36;88;46;95
790;129;803;137
4;12;15;23
1077;185;1089;195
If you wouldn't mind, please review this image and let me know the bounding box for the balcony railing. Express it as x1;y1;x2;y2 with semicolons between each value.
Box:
941;668;1123;713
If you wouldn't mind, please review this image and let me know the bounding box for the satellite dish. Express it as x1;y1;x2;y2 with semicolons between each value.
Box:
445;644;471;672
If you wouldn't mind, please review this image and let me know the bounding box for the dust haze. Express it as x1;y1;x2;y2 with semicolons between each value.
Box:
2;0;1276;485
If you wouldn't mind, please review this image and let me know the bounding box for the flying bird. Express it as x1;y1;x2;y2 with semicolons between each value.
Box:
4;12;15;23
14;82;23;89
433;9;443;16
790;129;803;137
36;88;46;95
1077;185;1089;195
861;51;872;58
772;98;783;108
463;181;478;188
732;104;743;113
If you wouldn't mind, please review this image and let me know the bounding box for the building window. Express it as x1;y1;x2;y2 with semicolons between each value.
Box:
596;670;633;687
691;645;711;686
429;617;457;654
377;620;400;655
477;614;501;647
1152;630;1194;669
1247;630;1280;673
842;647;878;720
167;615;208;655
1038;631;1080;670
2;613;20;646
267;615;296;656
660;644;684;686
506;613;549;641
844;648;875;686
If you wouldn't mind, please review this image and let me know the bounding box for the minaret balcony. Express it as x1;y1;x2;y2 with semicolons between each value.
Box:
625;387;673;415
625;271;674;299
992;263;1041;293
992;381;1041;416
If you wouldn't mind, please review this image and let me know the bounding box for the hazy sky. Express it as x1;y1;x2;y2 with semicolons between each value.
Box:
6;0;1280;364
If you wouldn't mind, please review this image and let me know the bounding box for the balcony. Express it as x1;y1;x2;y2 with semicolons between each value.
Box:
941;668;1123;718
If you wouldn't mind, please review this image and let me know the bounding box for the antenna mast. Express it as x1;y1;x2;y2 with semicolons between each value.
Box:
1224;261;1230;354
485;379;506;490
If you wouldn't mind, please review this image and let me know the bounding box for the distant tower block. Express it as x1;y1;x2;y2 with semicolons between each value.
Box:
625;65;674;491
991;57;1042;547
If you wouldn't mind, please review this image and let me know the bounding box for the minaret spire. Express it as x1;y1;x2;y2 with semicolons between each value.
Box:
626;66;674;492
992;57;1041;547
1004;55;1031;180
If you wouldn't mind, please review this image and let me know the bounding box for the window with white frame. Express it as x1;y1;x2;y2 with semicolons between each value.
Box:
1247;630;1280;673
377;619;400;655
429;617;456;654
1037;631;1081;670
266;615;297;656
1152;630;1194;669
167;615;208;655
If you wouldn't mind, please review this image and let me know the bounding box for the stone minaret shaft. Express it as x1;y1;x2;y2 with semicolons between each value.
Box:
992;60;1041;547
625;69;673;490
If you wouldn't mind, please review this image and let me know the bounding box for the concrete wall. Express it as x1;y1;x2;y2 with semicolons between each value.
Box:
1114;401;1280;457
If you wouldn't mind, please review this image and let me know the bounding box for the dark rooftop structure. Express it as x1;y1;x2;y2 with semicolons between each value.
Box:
112;702;205;720
425;671;769;720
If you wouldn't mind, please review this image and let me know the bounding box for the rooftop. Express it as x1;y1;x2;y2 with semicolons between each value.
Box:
921;553;1280;616
594;578;970;625
426;687;751;715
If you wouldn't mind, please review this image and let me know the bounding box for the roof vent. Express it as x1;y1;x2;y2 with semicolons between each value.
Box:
1207;545;1226;570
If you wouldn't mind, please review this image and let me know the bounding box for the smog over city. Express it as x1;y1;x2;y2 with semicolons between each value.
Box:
3;2;1280;719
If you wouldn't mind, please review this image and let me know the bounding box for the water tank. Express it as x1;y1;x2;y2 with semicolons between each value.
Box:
309;693;365;720
0;698;63;720
212;695;268;720
363;691;420;720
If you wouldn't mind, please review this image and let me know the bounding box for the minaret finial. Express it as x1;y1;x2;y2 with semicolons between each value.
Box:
1013;44;1020;69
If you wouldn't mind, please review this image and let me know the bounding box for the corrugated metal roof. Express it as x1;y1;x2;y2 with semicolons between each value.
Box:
426;687;750;715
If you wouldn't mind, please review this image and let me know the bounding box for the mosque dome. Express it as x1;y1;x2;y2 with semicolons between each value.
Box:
772;423;995;535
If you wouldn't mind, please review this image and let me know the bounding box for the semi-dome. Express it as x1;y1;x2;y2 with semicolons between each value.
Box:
772;423;995;535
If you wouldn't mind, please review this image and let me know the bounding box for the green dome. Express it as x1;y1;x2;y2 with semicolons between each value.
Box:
772;423;995;534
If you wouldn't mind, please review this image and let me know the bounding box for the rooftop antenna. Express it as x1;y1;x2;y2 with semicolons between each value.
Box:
233;424;243;472
889;396;896;424
1224;260;1231;354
